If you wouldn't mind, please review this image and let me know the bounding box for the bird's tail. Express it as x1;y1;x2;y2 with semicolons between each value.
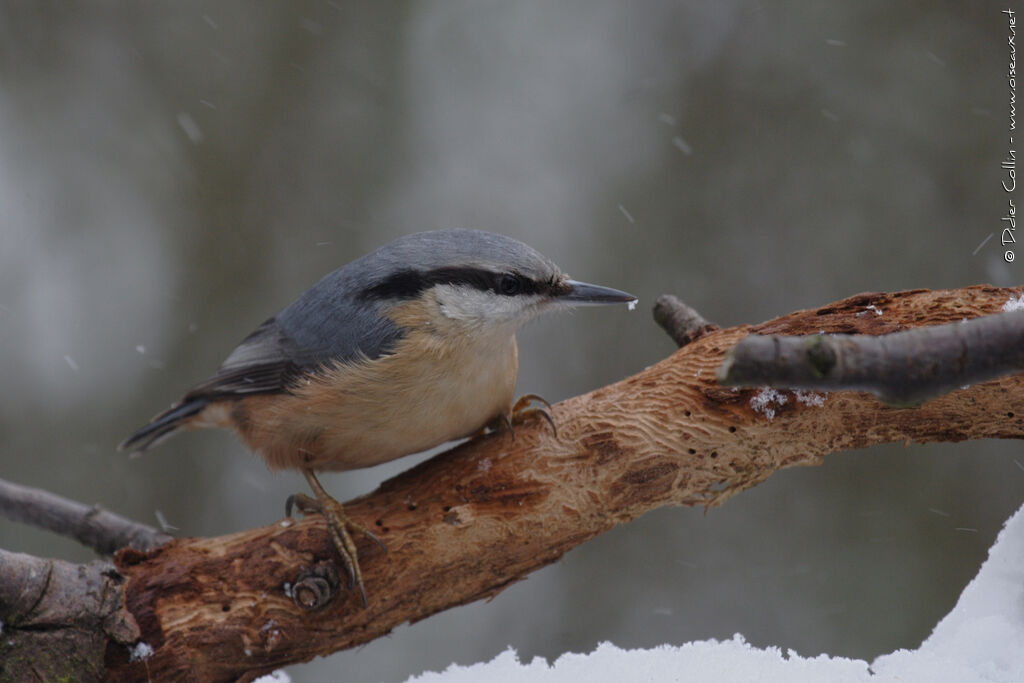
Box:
118;398;209;455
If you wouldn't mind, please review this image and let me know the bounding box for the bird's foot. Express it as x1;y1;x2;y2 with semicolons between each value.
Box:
286;470;386;607
502;393;558;439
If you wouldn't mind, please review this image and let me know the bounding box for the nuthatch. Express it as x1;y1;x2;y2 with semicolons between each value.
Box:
121;229;636;602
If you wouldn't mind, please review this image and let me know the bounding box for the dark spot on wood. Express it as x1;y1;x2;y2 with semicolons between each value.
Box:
375;519;383;527
619;462;678;486
581;431;630;465
102;568;126;584
710;452;718;458
701;387;745;404
688;448;696;455
221;604;230;612
610;460;679;504
1009;412;1016;418
115;546;149;567
728;426;736;433
407;503;417;511
468;479;547;509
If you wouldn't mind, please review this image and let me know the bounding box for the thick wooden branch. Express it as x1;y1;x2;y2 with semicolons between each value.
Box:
95;284;1024;681
6;285;1023;682
0;550;140;680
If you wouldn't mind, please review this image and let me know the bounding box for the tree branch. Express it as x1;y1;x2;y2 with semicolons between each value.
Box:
0;549;140;681
652;294;718;347
3;285;1023;682
0;478;173;555
718;307;1024;405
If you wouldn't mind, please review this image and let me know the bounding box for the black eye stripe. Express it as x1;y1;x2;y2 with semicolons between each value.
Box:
361;267;543;300
361;269;425;299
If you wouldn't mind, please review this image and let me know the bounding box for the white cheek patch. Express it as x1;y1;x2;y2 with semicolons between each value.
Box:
434;284;544;323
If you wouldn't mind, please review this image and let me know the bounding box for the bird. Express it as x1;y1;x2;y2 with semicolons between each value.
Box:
120;229;637;604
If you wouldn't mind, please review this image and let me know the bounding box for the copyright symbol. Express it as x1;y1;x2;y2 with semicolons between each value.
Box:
1006;251;1016;263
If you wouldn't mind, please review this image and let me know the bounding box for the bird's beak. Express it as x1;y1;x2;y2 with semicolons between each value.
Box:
557;279;638;306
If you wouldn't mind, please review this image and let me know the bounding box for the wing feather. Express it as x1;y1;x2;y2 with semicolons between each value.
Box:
182;283;403;402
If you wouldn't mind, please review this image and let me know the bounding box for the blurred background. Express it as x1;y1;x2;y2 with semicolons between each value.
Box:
1;1;1021;681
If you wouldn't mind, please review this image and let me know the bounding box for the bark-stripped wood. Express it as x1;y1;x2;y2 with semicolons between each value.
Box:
12;286;1024;682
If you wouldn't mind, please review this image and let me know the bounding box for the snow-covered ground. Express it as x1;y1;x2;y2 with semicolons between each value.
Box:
402;501;1024;683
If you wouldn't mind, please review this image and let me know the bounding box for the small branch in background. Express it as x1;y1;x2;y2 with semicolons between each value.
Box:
717;309;1024;406
652;294;719;347
0;477;173;555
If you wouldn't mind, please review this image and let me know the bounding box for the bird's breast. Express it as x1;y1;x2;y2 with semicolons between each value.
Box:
234;326;519;472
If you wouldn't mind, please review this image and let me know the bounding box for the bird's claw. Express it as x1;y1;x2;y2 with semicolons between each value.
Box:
285;492;321;518
288;471;387;607
507;393;558;438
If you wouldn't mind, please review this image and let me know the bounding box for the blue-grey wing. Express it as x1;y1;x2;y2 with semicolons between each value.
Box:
183;285;402;401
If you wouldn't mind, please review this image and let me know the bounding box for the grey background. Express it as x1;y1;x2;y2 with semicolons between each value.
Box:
1;2;1022;681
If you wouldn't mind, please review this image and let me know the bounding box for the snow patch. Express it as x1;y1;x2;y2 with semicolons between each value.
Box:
129;641;154;662
750;388;788;421
1002;294;1024;312
404;638;872;683
402;500;1024;682
794;390;827;407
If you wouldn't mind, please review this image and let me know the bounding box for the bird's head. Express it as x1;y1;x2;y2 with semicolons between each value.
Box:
358;229;636;332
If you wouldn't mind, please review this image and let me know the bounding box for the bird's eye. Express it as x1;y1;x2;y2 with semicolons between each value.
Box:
498;274;521;296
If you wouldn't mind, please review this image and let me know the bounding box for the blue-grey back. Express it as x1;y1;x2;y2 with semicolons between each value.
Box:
184;230;558;400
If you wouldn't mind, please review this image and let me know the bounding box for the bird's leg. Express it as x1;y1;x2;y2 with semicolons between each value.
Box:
285;469;385;606
508;393;558;438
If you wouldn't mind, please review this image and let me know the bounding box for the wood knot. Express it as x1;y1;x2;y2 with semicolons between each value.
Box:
292;561;340;611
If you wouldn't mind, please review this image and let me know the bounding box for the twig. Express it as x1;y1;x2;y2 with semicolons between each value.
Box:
0;477;173;555
717;309;1024;405
652;294;718;347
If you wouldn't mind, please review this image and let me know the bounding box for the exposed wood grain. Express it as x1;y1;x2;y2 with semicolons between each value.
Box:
84;286;1024;680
